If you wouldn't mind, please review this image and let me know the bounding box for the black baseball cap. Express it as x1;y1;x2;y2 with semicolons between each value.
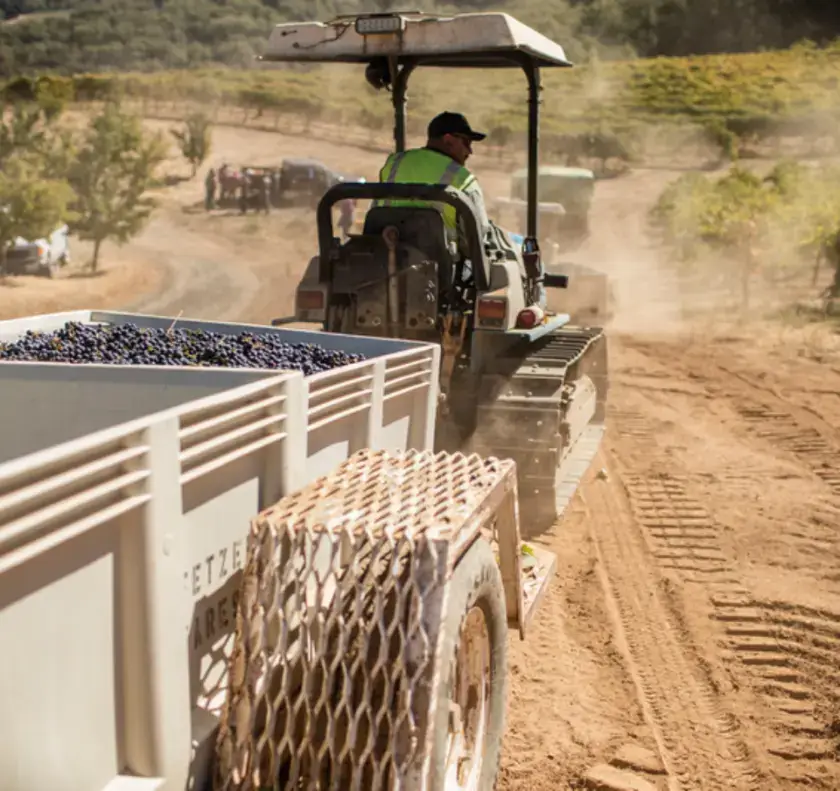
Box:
427;111;486;142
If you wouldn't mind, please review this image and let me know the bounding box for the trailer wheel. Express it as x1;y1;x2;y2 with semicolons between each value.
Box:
428;537;508;791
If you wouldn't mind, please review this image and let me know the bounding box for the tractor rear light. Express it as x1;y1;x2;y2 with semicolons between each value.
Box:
516;305;545;330
477;298;507;323
296;289;324;311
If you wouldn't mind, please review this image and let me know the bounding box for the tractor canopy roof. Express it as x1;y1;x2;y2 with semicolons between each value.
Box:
282;158;332;169
260;12;572;69
512;166;595;182
511;166;595;207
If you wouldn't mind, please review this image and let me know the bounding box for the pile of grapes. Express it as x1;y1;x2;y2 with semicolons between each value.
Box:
0;322;365;375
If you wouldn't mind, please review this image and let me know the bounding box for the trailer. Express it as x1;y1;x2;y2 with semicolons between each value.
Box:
0;310;556;791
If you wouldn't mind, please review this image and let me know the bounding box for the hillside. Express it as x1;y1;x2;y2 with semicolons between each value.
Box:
3;0;840;78
8;38;840;166
4;0;840;171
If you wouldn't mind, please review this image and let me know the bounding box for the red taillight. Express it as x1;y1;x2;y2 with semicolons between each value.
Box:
515;306;545;329
296;290;324;311
477;298;507;322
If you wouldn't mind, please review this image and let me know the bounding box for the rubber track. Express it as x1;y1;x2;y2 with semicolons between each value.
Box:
518;325;605;376
508;325;607;523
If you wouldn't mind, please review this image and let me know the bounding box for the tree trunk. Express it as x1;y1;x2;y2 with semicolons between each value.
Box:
818;235;840;300
191;161;198;178
92;238;103;273
811;249;823;287
740;257;751;312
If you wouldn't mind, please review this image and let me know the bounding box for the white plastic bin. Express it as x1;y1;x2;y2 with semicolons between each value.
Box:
0;311;441;791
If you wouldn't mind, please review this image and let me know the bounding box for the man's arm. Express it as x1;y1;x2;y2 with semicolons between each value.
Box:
460;176;491;242
459;176;492;250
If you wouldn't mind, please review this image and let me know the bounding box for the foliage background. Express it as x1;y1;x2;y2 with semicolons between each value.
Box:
3;0;840;296
3;0;840;76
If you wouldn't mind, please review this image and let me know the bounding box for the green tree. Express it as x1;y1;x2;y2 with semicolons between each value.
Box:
0;158;75;274
698;168;776;247
650;166;780;308
0;98;76;180
170;112;213;177
0;101;52;167
68;102;166;272
793;173;840;298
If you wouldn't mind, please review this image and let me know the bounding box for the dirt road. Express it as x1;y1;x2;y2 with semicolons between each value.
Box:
499;322;840;791
494;159;840;787
3;119;838;790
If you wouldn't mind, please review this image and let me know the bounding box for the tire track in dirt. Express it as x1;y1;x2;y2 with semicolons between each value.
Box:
609;405;735;583
609;338;840;787
710;594;840;785
612;407;840;786
617;337;840;575
584;444;761;791
622;473;732;580
622;338;840;500
733;401;840;496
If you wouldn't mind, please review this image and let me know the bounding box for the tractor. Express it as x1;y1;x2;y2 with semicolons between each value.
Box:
495;164;596;252
267;10;609;537
492;165;613;324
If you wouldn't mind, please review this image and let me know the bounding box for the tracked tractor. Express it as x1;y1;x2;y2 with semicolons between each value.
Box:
268;11;609;536
496;165;596;250
493;165;614;325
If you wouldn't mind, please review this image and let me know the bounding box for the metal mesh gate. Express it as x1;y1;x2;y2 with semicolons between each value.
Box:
213;448;519;791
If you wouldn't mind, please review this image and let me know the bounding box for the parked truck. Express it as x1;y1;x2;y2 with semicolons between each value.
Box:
2;223;71;278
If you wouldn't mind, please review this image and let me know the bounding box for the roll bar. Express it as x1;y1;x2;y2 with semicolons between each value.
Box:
315;182;490;291
388;52;543;245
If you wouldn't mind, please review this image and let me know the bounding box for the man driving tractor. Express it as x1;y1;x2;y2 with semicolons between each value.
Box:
372;111;538;300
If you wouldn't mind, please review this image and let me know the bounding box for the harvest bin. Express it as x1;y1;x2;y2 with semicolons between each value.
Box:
0;311;441;791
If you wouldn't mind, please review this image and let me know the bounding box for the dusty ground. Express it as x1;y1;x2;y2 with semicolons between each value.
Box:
0;238;165;320
498;160;840;789
4;119;839;790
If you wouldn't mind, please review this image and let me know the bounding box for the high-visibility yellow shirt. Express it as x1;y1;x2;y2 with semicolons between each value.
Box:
373;148;478;231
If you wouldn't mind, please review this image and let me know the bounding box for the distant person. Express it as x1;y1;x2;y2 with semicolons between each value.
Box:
218;163;230;201
204;168;217;210
261;173;271;214
240;168;252;214
270;168;282;205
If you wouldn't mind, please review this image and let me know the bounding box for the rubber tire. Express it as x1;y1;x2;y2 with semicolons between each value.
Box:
427;537;508;791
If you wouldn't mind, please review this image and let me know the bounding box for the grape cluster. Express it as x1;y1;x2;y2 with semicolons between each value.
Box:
0;321;365;375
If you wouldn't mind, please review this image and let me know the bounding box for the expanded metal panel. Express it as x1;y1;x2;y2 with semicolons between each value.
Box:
214;448;517;791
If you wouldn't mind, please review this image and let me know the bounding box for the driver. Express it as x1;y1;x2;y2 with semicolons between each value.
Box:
371;111;527;285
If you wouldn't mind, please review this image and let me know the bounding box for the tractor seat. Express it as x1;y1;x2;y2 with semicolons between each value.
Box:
363;206;454;269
